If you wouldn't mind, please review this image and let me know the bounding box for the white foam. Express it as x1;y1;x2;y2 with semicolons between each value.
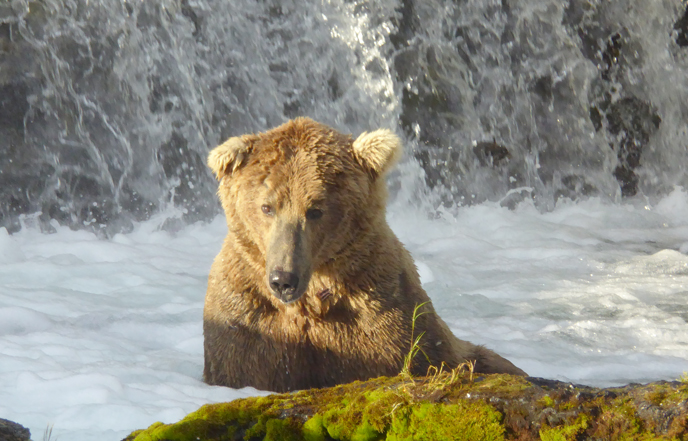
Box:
2;189;688;439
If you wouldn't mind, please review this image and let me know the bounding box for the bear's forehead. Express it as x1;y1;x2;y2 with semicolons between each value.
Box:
253;130;352;160
247;124;359;180
248;147;351;200
238;145;366;207
254;118;353;155
233;118;371;203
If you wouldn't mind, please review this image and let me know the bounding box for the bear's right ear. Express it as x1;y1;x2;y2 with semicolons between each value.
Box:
352;129;403;178
207;136;254;180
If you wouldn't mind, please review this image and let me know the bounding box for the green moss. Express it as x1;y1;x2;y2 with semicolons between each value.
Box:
310;391;504;441
680;373;688;384
263;418;302;441
302;415;327;441
243;414;303;440
475;374;531;397
646;389;669;406
128;394;294;441
539;414;589;441
558;400;577;411
300;376;505;441
539;395;555;408
644;382;688;409
122;428;146;441
386;401;504;441
124;374;688;441
586;395;679;440
319;389;395;440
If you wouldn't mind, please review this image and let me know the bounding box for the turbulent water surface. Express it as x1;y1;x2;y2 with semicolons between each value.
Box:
2;191;688;440
1;0;688;440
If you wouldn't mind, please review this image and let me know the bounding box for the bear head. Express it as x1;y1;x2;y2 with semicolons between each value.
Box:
207;118;402;305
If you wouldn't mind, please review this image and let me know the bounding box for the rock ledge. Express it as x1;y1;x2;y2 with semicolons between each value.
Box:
123;373;688;440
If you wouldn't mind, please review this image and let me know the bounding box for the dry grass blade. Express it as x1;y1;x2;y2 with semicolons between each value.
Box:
400;302;431;377
43;424;56;441
399;303;480;402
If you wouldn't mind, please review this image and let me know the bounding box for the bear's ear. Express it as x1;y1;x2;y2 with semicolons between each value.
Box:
352;129;403;177
207;136;254;179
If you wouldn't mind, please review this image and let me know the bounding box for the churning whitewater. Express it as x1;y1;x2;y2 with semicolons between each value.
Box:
2;188;688;440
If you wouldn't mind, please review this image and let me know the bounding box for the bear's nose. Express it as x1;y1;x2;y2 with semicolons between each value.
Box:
269;270;300;302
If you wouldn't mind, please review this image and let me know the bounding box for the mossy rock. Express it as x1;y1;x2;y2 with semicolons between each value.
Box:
123;374;688;441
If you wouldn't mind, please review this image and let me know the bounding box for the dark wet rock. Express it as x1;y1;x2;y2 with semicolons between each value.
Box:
562;4;669;198
156;130;217;225
0;418;30;441
0;1;224;235
180;0;202;37
389;0;418;50
0;82;30;131
609;97;662;191
600;32;623;81
554;174;598;202
583;30;662;197
601;96;661;197
674;4;688;48
473;139;510;167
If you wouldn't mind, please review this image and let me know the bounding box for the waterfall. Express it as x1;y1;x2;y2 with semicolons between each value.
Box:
1;0;687;236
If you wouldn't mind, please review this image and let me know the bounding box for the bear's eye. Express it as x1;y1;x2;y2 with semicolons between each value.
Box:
261;204;275;216
306;208;323;220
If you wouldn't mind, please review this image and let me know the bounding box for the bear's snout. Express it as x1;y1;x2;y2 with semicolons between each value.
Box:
269;269;301;303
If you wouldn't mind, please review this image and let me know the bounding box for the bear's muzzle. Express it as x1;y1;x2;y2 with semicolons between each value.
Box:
269;269;301;303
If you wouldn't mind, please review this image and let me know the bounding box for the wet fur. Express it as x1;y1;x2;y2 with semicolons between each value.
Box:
203;118;526;392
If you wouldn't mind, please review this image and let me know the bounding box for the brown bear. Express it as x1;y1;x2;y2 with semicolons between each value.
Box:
203;117;526;392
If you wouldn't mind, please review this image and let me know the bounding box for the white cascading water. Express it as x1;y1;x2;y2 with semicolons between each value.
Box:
1;0;687;232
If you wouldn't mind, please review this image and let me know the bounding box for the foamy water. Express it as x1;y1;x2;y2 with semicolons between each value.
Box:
2;188;688;440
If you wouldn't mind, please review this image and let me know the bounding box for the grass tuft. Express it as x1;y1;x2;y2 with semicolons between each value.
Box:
43;424;56;441
400;302;430;378
398;302;478;402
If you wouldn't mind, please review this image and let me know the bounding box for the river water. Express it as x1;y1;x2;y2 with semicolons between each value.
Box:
2;191;688;440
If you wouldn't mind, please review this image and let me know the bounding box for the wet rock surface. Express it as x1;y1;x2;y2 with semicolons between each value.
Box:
0;418;30;441
675;4;688;48
392;0;685;209
583;30;663;198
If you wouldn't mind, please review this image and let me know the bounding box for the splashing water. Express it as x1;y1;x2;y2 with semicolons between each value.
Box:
1;0;687;234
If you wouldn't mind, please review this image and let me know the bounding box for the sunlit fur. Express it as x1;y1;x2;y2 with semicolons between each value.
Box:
351;129;403;176
203;117;526;392
207;136;252;177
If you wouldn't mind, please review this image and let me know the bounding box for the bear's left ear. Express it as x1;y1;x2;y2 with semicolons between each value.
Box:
352;129;403;178
207;135;255;180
